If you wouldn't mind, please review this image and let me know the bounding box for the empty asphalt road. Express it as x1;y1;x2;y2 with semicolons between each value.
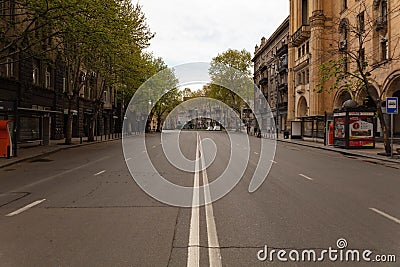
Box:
0;131;398;266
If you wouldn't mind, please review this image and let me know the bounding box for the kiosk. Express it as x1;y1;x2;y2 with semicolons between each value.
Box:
333;108;376;149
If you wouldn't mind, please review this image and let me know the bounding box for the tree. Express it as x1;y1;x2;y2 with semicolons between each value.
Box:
136;57;180;132
316;0;400;155
208;49;253;130
59;0;154;144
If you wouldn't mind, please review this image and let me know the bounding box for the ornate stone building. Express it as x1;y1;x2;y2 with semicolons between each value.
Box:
253;17;290;134
288;0;400;135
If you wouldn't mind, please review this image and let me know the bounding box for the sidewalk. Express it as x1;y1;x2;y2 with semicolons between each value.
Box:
0;135;122;169
275;134;400;164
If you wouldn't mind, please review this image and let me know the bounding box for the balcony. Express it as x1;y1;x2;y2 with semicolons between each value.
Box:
296;85;306;95
276;44;288;57
278;82;288;91
291;25;311;47
259;76;268;84
375;16;387;31
278;56;288;73
259;61;268;71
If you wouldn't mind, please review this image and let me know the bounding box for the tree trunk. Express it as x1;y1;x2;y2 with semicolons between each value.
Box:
376;101;391;155
156;116;162;132
65;112;73;145
145;114;152;133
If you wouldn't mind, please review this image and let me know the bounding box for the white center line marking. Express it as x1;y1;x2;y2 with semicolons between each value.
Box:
126;158;132;161
6;199;46;217
370;208;400;225
187;133;200;267
270;160;277;164
299;174;313;181
199;136;222;267
94;170;106;176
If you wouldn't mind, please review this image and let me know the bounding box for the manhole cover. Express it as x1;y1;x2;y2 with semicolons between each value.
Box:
30;158;53;163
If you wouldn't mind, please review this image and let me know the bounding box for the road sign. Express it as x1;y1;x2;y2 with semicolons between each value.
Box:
386;97;398;114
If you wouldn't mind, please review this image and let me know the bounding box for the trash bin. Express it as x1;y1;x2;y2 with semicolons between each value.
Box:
283;131;289;139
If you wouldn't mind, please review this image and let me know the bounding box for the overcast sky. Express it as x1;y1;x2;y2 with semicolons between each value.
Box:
139;0;289;68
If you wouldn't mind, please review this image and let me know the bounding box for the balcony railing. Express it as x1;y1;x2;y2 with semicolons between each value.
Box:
291;25;311;47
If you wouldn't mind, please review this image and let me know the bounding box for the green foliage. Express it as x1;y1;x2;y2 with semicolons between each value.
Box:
207;49;253;114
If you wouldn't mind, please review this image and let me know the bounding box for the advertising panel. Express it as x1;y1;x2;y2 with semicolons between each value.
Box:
334;117;346;139
348;116;374;147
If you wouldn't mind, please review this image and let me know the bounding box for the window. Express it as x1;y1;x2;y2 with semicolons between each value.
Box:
381;39;389;60
9;0;15;23
297;73;302;85
103;91;108;102
342;0;347;11
62;77;67;93
6;58;14;77
306;42;310;54
45;67;51;88
302;44;306;56
84;84;89;99
298;48;301;58
382;0;388;19
302;0;308;25
305;69;310;84
343;57;348;73
358;11;365;33
339;19;349;52
32;61;39;85
0;1;5;15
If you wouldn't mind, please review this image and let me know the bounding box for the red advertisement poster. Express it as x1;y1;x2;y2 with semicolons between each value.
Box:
348;116;374;147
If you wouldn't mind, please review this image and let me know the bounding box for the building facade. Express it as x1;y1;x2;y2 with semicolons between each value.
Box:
0;1;121;152
253;17;290;134
288;0;400;135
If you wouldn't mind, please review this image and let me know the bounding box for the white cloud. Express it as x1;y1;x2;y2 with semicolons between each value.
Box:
139;0;289;67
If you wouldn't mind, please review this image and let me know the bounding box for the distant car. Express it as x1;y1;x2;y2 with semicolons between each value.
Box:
207;126;213;131
213;125;221;131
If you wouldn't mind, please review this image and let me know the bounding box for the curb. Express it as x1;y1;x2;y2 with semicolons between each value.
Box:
277;139;400;164
0;138;122;169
